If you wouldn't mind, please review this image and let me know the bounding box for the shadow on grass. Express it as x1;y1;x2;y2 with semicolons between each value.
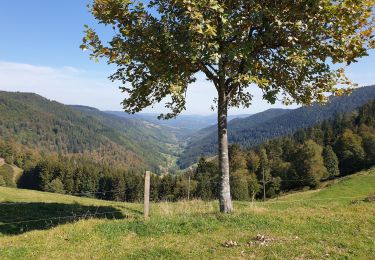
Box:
116;204;143;216
0;202;124;235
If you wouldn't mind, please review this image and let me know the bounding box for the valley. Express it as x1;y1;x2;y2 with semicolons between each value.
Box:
2;86;374;174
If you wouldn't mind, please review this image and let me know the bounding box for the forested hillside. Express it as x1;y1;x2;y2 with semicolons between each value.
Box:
2;100;374;202
179;85;375;168
0;91;180;172
173;99;375;201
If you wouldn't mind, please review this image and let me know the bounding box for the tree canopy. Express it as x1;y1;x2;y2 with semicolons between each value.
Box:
82;0;374;118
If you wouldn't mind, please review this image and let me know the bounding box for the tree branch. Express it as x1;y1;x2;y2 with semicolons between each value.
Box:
199;63;219;87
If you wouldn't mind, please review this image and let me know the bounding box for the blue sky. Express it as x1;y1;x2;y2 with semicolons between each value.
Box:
0;1;374;115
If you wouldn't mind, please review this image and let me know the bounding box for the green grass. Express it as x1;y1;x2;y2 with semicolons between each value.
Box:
0;168;375;259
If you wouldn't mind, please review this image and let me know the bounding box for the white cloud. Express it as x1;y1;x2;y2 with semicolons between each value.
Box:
0;61;299;115
0;61;123;110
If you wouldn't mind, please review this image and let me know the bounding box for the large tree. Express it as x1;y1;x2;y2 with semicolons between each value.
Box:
294;140;327;188
82;0;374;212
335;129;366;174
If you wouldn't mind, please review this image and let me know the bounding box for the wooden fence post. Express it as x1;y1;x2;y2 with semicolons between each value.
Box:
144;171;151;220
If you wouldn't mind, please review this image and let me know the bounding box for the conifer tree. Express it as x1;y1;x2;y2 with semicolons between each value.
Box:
323;145;340;179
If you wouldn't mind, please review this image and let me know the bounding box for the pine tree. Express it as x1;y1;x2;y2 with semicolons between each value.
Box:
247;151;260;173
323;146;340;179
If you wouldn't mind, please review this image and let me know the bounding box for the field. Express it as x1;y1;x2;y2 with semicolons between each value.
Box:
0;168;374;259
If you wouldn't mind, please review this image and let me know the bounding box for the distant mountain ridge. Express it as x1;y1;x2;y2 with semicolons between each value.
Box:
106;111;251;131
178;85;375;168
0;91;180;172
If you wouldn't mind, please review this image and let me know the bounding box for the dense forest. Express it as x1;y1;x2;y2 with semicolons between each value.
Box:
1;99;374;202
179;85;375;168
0;91;182;172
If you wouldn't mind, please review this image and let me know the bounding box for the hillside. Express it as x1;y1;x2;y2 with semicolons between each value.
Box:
179;85;375;168
0;168;374;259
0;91;180;171
70;105;182;161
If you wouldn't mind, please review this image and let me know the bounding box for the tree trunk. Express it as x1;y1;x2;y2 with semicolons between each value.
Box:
218;91;233;213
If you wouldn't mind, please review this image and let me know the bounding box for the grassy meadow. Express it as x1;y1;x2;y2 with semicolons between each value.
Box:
0;168;374;259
